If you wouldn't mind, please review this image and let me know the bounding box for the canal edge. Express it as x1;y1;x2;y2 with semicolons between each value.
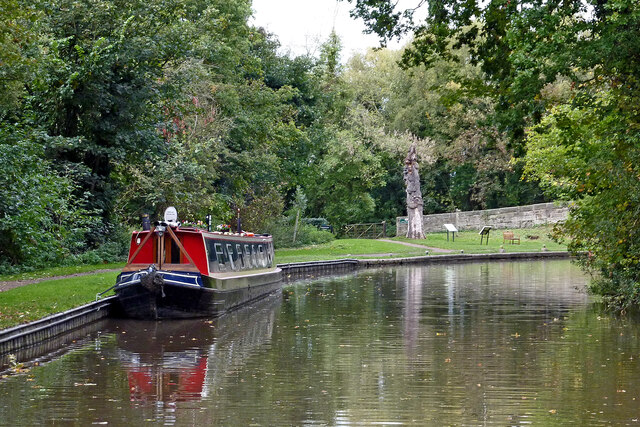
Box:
0;296;117;356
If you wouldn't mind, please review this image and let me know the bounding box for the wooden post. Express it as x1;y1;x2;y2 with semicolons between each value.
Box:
403;142;425;239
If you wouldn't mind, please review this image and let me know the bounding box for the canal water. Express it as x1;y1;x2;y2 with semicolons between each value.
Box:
2;260;640;425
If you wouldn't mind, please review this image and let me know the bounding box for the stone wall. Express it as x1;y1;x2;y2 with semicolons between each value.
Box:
396;202;570;235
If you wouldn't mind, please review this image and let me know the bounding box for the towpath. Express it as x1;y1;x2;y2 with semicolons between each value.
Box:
376;239;455;253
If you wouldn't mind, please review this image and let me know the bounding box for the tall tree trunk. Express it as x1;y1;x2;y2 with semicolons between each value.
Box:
292;208;300;243
404;142;425;239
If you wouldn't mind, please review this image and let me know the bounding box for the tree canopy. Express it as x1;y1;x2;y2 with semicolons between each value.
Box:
0;0;551;267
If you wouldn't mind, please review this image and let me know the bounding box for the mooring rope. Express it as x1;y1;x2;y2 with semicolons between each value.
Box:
95;284;117;301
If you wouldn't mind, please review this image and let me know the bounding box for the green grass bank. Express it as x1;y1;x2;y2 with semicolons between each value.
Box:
0;263;125;283
0;271;120;329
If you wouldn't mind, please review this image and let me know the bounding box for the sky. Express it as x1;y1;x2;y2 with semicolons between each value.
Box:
250;0;413;60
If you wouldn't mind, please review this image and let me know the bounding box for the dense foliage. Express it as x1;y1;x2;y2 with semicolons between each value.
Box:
6;0;634;311
1;0;539;272
346;0;640;306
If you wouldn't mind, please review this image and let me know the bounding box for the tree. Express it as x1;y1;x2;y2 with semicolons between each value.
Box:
339;46;538;214
345;0;640;147
29;0;254;231
312;124;384;227
523;91;640;308
290;186;308;243
0;125;97;267
0;0;39;116
403;142;425;239
0;0;294;267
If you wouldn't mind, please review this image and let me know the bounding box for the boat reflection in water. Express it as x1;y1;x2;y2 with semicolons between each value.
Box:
123;338;208;403
113;291;280;405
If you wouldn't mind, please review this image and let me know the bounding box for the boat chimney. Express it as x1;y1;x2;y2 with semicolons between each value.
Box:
206;214;212;232
141;213;151;231
236;208;242;233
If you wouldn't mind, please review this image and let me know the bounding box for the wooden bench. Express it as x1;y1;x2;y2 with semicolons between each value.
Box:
503;231;520;244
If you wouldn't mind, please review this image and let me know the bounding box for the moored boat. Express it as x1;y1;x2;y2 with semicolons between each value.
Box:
114;208;282;319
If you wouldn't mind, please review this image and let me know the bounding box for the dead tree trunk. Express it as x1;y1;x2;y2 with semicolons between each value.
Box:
403;142;425;239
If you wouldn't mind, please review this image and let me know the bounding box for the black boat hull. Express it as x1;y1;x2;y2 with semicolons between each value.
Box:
115;269;283;319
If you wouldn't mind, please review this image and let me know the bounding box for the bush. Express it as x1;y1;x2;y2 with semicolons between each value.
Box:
302;218;330;228
0;126;101;268
65;224;131;266
263;217;334;249
385;221;397;237
70;240;129;265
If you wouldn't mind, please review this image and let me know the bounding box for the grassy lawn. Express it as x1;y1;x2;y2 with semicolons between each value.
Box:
0;262;125;283
274;238;427;264
0;271;120;329
275;226;566;263
393;225;566;254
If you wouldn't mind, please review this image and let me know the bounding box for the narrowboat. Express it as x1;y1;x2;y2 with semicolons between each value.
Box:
114;208;282;319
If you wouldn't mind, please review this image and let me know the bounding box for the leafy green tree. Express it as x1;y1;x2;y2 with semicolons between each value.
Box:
524;91;640;308
313;126;383;227
318;30;342;83
346;0;640;147
338;46;539;214
114;58;231;221
0;0;40;116
0;125;97;267
30;0;254;229
238;187;285;233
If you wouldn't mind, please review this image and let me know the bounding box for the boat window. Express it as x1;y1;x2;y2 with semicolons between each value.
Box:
252;244;259;268
263;245;268;267
244;245;251;264
244;244;253;268
258;244;267;267
214;243;226;271
226;243;237;270
236;244;244;268
206;239;216;262
205;239;217;272
265;242;273;266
